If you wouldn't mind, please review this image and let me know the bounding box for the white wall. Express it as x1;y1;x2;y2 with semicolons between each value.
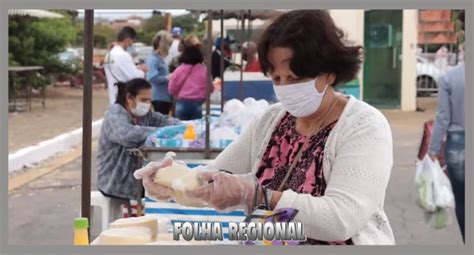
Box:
401;10;418;111
331;9;418;111
329;10;365;98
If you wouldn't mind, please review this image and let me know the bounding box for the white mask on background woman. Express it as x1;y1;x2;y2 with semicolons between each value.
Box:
131;101;151;117
273;77;329;117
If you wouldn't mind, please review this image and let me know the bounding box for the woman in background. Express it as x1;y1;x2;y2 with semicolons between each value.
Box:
169;34;201;73
169;46;209;120
146;30;174;115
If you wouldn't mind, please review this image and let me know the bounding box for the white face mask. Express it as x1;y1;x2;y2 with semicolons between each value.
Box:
273;77;328;117
131;101;151;117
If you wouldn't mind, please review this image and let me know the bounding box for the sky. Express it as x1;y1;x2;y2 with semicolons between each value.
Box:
77;9;189;20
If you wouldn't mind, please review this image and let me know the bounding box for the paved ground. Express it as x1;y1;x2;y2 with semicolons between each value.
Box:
8;86;109;153
8;97;464;245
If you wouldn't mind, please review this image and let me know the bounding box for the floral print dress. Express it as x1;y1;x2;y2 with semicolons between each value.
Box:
256;113;353;245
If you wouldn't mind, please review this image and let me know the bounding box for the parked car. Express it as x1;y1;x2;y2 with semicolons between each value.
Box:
133;46;153;65
56;51;81;67
416;56;444;97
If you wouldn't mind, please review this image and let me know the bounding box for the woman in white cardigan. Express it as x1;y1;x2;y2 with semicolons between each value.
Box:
139;10;395;245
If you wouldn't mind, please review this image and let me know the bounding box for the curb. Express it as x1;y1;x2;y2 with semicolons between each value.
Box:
8;119;103;173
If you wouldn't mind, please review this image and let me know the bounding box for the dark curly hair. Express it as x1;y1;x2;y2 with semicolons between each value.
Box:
258;10;363;86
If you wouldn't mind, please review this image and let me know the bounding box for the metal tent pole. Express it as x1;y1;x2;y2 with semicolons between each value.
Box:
239;11;245;100
247;10;252;40
220;10;225;112
81;9;94;239
205;10;213;159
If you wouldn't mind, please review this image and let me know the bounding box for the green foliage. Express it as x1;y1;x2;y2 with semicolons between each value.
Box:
137;14;206;45
74;20;85;46
93;23;116;48
9;14;77;68
9;11;80;97
173;14;206;39
138;15;165;44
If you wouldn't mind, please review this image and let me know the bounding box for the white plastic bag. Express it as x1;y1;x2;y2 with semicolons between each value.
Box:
415;155;436;212
415;155;455;229
415;155;454;211
431;159;455;208
424;207;452;229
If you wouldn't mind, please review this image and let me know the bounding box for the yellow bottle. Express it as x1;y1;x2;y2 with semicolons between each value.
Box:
183;124;197;140
74;217;89;245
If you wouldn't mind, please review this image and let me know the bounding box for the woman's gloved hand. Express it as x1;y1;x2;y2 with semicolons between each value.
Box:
186;171;257;214
133;155;174;200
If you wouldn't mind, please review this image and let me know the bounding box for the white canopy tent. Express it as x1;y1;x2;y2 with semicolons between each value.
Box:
8;9;64;19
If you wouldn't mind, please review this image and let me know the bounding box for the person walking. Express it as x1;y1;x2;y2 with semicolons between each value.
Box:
429;10;465;244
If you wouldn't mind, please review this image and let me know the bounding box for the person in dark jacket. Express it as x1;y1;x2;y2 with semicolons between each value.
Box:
211;36;236;80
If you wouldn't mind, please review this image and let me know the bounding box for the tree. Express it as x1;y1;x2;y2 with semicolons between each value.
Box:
172;14;206;39
9;11;80;93
93;23;116;48
137;13;206;45
139;15;165;44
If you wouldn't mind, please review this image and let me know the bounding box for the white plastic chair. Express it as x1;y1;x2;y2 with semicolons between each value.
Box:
90;191;124;232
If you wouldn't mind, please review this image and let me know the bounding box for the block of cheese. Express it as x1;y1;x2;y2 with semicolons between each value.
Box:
145;241;193;245
97;227;152;245
153;163;207;207
145;241;210;245
145;233;211;245
109;215;158;239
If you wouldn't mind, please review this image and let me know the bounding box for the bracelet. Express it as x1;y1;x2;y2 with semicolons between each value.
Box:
266;188;273;211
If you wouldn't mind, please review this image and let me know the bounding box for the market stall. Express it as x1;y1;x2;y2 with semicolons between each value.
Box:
80;9;274;245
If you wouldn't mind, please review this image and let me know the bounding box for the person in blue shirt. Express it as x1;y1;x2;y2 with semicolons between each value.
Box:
146;30;174;115
429;10;465;243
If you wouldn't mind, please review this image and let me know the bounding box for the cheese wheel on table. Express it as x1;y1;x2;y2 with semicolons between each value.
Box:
109;215;158;239
97;227;152;245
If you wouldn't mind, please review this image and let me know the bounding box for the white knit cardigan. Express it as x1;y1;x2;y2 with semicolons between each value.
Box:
209;96;395;245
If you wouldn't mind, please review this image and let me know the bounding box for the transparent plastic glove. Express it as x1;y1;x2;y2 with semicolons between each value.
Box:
187;172;257;214
192;164;219;174
133;152;176;200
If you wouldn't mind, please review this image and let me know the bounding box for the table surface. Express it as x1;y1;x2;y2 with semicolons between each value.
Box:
141;147;224;152
8;66;44;72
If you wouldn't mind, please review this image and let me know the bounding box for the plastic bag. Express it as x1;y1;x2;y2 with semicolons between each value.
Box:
210;126;239;148
424;207;452;229
415;155;454;211
415;155;436;212
415;155;455;229
431;159;455;208
239;99;269;131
